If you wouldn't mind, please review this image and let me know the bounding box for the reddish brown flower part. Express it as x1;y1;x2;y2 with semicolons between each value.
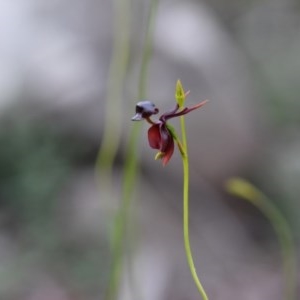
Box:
131;99;208;166
148;123;174;166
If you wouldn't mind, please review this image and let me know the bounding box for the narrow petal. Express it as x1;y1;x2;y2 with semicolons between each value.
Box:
164;100;209;120
159;104;179;122
186;99;209;112
148;124;161;149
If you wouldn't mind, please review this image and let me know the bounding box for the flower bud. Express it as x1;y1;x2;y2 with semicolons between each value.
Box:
175;80;185;107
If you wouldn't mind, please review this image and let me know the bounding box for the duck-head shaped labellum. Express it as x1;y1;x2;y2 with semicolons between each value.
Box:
131;101;159;121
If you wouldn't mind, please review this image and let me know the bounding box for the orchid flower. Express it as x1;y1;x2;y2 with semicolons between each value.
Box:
131;97;208;166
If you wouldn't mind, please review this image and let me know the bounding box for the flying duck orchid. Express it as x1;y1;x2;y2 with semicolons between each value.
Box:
132;95;208;166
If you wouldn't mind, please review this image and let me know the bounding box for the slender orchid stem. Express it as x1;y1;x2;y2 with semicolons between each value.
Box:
226;178;297;300
180;111;209;300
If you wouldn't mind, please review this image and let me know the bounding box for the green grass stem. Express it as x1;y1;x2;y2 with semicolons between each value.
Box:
226;178;297;300
96;0;131;183
104;0;159;299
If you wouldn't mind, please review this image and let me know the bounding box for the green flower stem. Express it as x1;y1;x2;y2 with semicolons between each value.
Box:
226;178;297;300
180;114;209;300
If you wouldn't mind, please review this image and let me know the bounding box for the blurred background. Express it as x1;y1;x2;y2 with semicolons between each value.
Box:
0;0;299;299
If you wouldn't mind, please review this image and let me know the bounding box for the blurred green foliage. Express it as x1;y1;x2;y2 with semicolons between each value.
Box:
0;116;110;297
0;119;72;231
